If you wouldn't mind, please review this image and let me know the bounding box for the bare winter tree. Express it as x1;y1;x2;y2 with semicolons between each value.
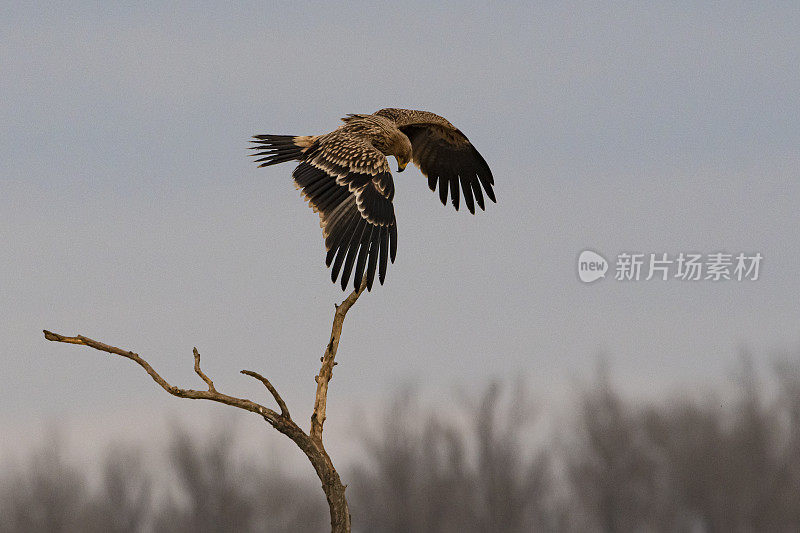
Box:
151;428;326;532
7;352;800;531
348;382;554;532
43;278;368;533
564;356;800;532
0;434;88;533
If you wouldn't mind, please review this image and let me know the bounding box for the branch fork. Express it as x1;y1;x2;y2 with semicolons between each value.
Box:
43;277;367;533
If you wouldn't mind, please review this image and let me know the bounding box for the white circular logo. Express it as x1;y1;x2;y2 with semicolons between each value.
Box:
578;250;608;283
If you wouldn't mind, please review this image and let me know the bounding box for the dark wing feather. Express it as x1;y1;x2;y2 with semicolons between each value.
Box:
287;131;397;291
403;125;494;214
378;226;389;284
374;108;495;214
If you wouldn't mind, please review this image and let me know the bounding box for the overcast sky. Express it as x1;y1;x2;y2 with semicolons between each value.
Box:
2;2;799;460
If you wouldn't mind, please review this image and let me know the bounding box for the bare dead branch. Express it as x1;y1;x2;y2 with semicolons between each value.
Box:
41;280;366;532
193;347;216;392
42;330;281;426
311;276;367;447
241;370;290;419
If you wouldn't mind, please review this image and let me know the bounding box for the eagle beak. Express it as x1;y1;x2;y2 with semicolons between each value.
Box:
397;162;406;173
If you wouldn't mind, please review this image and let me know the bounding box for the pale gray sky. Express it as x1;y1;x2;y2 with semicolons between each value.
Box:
2;2;799;459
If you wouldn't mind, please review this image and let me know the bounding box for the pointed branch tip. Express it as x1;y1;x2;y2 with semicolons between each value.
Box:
241;370;290;418
192;347;216;392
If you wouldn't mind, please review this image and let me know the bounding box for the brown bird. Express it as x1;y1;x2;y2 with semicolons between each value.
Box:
250;108;495;291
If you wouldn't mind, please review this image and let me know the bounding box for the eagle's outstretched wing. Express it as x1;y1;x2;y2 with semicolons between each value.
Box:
250;131;397;291
374;108;496;214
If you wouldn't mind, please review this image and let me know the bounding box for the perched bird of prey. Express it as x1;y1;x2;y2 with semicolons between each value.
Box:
250;108;495;291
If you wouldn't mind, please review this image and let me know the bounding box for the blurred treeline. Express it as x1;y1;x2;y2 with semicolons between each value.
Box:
2;358;800;532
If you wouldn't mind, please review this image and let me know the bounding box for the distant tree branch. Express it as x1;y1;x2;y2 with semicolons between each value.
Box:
42;278;367;533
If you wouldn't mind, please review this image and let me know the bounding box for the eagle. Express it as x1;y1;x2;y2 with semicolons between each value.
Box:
250;108;495;291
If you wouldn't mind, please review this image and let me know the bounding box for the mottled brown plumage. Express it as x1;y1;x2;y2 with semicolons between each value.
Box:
250;108;495;291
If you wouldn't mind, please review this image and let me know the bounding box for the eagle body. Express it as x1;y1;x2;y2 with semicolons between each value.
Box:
250;108;495;291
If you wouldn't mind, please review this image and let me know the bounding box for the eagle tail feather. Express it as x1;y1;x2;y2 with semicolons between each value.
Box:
249;135;314;167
